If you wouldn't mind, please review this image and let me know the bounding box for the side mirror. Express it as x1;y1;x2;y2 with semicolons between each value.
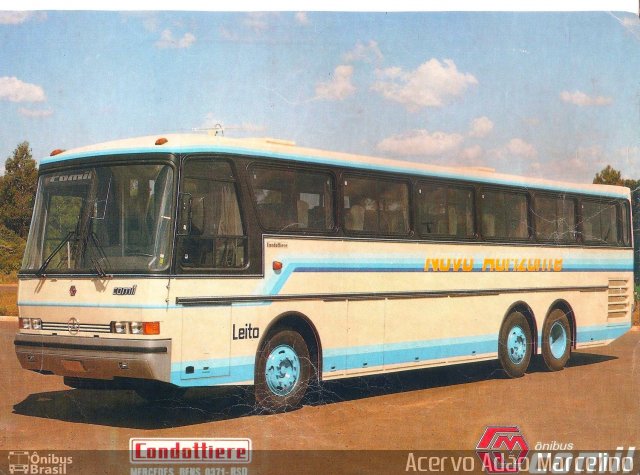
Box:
177;192;192;235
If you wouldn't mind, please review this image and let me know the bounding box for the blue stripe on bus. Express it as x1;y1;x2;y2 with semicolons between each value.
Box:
40;144;630;199
263;257;632;295
169;322;630;386
576;322;631;344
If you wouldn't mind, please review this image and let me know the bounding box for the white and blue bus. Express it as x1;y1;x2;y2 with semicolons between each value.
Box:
15;133;633;411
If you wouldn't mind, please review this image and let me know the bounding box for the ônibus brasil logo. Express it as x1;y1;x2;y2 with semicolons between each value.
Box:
476;426;529;474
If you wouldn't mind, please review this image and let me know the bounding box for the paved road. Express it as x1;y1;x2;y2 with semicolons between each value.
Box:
1;322;639;473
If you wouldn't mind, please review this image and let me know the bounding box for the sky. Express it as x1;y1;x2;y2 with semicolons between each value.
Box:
1;9;640;183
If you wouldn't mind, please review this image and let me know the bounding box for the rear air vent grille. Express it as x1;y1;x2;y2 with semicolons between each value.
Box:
607;279;630;320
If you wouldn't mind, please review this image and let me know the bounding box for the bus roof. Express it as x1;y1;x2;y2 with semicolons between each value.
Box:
41;133;630;199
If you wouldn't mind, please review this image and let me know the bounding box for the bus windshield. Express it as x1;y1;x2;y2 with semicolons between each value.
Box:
22;163;175;274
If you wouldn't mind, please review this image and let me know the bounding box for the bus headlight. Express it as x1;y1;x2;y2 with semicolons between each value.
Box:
31;318;42;330
112;321;128;334
19;318;31;330
111;321;160;335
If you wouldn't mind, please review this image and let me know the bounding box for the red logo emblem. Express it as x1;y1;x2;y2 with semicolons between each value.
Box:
69;286;77;296
476;426;528;474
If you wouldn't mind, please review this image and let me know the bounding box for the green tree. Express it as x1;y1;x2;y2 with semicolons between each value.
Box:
0;223;25;275
0;141;38;238
593;164;623;186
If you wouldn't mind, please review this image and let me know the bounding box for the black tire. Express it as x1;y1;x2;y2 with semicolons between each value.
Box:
541;309;571;371
498;311;533;378
134;381;186;402
255;328;312;412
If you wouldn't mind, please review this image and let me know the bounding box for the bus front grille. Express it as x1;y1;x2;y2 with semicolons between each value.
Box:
41;322;112;334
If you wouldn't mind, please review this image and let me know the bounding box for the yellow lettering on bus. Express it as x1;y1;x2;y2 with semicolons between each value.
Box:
482;258;495;272
428;256;562;272
462;258;474;272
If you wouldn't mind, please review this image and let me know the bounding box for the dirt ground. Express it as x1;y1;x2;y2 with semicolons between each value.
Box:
2;322;639;458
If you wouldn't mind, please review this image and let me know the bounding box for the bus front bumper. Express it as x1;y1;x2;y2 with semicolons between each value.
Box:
14;333;171;383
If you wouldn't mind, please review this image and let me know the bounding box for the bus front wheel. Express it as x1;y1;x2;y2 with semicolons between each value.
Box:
498;311;533;378
255;329;311;412
541;309;571;371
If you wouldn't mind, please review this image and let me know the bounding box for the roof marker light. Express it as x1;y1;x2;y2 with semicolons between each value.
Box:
273;261;283;271
50;149;65;156
155;137;168;146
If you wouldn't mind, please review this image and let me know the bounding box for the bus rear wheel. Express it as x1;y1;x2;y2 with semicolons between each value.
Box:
255;329;311;412
498;311;533;378
541;309;571;371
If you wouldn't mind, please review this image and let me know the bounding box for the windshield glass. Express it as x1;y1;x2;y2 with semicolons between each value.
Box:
22;163;175;274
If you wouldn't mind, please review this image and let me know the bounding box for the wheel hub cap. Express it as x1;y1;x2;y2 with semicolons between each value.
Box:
265;344;300;396
549;321;568;359
507;325;527;365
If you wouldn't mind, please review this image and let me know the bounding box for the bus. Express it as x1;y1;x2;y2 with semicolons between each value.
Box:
15;133;634;412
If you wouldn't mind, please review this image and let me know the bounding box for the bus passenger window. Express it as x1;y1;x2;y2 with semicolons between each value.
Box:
343;176;409;235
250;166;335;232
417;183;474;238
534;195;576;243
480;190;529;240
580;200;619;245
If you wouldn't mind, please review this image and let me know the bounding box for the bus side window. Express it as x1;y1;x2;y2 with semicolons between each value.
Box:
417;183;474;238
178;159;247;271
481;190;528;240
620;201;631;246
534;195;576;243
344;176;409;235
250;165;335;232
581;200;619;245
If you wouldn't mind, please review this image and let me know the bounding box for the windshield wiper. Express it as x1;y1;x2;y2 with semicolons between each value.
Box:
36;231;76;277
86;231;111;278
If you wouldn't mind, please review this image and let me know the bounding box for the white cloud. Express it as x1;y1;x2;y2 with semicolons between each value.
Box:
295;12;310;25
506;138;538;158
372;59;478;111
537;147;601;180
155;29;196;49
315;65;355;101
343;40;383;64
377;129;464;156
0;77;46;103
560;90;612;106
18;107;53;118
0;11;45;25
460;145;484;161
490;138;538;161
468;116;494;138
